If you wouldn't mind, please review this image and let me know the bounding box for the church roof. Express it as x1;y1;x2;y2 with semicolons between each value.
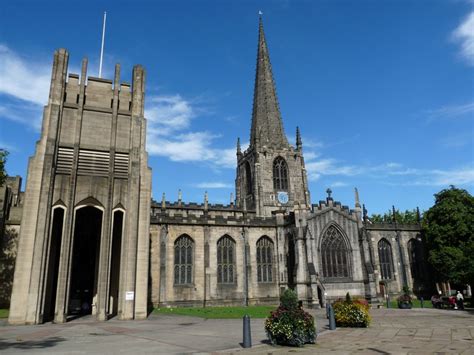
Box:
250;17;289;149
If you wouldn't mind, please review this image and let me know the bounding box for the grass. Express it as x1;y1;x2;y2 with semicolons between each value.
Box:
153;305;276;319
386;299;433;309
0;309;9;318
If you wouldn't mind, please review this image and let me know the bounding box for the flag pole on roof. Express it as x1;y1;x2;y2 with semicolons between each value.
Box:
98;11;107;78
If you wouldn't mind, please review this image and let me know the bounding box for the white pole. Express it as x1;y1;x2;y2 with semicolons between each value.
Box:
99;11;107;78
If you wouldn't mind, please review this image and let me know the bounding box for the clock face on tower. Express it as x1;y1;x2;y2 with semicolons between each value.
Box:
277;191;289;204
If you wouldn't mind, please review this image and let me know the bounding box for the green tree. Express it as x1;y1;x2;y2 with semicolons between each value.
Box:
0;150;8;186
422;186;474;287
370;208;419;224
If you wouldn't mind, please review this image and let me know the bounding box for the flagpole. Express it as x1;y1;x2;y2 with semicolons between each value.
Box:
99;11;107;78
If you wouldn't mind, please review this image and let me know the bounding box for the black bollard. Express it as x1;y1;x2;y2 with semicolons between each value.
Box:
243;315;252;348
420;297;424;308
328;305;336;330
386;295;390;309
326;303;330;319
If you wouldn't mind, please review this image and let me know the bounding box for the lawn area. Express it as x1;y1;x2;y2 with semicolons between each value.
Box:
0;309;9;318
153;305;276;319
387;299;433;309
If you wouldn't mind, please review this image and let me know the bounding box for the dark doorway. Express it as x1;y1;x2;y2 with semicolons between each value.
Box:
108;210;123;317
286;234;296;289
68;206;102;318
43;207;65;322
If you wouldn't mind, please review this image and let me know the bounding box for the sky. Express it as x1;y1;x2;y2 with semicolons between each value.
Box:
0;0;473;215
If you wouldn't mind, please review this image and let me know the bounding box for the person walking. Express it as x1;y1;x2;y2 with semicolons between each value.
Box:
456;291;464;310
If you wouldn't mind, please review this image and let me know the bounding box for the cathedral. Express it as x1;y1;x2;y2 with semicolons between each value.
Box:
5;18;424;325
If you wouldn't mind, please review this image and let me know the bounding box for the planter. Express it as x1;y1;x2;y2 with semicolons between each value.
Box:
398;302;412;309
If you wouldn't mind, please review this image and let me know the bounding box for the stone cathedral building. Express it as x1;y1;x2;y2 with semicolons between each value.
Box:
6;19;424;324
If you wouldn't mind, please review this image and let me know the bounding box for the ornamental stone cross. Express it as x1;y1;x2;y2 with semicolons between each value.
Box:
326;188;332;199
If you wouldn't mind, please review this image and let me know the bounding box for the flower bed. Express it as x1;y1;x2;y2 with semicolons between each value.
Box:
333;295;371;327
265;289;316;347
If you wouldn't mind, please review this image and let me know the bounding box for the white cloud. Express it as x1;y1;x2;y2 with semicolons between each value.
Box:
452;11;474;65
329;181;348;187
425;102;474;122
146;95;195;136
306;156;474;187
194;182;234;189
0;44;51;105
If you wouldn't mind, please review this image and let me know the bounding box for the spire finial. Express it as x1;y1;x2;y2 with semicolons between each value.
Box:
416;206;421;223
392;205;397;223
178;189;182;207
230;192;234;206
363;204;368;221
161;192;166;210
204;191;208;210
296;126;302;150
237;137;242;156
354;187;361;208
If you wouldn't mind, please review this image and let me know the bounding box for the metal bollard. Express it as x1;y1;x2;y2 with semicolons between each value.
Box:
328;305;336;330
243;315;252;348
326;303;330;319
386;295;390;309
420;297;424;308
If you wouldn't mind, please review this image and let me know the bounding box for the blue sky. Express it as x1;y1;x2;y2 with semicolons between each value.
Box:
0;0;473;215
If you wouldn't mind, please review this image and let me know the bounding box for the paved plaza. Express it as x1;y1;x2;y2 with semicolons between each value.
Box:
0;308;472;354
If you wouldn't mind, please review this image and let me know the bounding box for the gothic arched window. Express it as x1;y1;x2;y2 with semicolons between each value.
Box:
321;225;351;278
257;236;274;283
174;235;194;285
407;238;420;279
217;235;236;284
273;157;288;191
378;238;393;280
245;162;253;195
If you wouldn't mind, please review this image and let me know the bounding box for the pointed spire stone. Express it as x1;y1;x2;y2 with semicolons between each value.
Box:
249;17;289;149
237;137;242;156
296;126;302;150
354;187;361;208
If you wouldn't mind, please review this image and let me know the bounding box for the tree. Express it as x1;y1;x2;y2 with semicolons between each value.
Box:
0;149;8;186
370;208;419;224
422;186;474;287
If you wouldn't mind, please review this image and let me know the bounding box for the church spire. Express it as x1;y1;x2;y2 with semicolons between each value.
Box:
250;16;289;149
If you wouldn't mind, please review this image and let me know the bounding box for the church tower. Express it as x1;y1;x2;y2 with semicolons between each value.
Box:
236;17;310;217
9;49;151;324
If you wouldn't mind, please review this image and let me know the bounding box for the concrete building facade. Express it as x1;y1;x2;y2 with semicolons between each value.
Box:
8;50;151;324
6;18;425;324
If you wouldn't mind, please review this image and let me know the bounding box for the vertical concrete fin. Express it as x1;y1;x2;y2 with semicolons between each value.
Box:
131;65;145;117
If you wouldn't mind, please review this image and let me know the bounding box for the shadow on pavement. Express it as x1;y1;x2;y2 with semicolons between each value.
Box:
0;337;65;350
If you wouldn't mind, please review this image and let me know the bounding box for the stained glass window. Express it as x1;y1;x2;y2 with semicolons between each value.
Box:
174;235;194;285
217;235;236;284
321;225;351;278
257;237;274;282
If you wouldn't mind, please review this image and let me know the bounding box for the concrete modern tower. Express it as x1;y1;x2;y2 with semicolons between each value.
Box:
9;49;151;324
236;17;310;217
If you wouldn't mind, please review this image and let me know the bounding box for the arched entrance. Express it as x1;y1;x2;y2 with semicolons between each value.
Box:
108;210;124;317
43;207;65;322
68;206;103;318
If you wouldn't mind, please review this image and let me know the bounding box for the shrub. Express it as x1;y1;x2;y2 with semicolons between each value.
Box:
333;300;371;327
265;289;316;347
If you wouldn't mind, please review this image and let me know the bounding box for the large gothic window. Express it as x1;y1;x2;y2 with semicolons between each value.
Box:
174;235;194;285
257;236;274;283
321;225;351;278
407;239;420;279
217;235;236;284
245;162;253;195
378;238;393;280
273;157;288;191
